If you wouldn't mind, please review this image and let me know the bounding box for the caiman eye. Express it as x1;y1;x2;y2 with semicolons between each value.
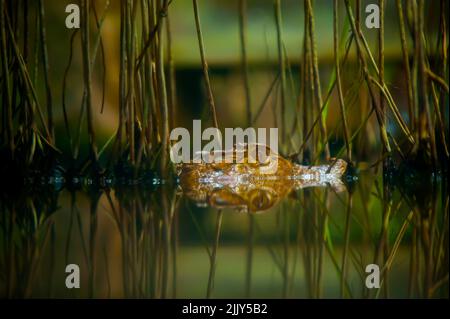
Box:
248;189;274;211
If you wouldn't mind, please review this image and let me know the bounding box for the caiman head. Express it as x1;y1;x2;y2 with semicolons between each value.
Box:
177;143;348;213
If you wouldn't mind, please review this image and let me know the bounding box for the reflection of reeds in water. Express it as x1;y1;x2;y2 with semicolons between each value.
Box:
104;185;180;298
0;189;58;297
0;168;447;298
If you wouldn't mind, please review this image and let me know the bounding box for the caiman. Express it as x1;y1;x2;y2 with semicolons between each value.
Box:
177;144;348;213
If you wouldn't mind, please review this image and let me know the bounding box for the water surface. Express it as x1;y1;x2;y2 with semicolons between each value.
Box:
0;165;447;298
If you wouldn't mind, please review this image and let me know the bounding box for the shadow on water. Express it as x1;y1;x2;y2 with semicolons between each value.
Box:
0;163;448;298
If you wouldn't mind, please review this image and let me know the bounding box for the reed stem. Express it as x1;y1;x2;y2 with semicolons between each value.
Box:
306;0;330;160
395;0;415;130
38;0;53;141
333;0;351;161
378;0;386;155
239;0;251;127
157;0;170;176
193;0;219;128
274;0;286;143
81;0;98;161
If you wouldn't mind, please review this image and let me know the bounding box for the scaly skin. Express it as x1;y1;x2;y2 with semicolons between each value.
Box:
178;144;347;213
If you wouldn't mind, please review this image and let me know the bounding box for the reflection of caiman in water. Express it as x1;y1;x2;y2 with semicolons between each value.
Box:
177;144;348;213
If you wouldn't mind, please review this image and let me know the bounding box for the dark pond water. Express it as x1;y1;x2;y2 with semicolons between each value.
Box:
0;164;448;298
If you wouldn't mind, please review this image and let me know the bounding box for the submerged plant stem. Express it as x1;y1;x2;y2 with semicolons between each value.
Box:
396;0;415;130
207;210;223;298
